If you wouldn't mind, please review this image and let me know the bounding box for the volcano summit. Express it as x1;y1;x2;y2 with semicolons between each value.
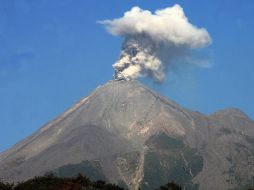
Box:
0;80;254;190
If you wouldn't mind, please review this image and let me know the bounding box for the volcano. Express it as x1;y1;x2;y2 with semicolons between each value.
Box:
0;80;254;190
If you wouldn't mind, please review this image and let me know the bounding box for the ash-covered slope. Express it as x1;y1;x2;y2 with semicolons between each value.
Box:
0;80;254;190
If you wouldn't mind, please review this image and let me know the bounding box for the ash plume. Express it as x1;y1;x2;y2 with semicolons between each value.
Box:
99;4;212;82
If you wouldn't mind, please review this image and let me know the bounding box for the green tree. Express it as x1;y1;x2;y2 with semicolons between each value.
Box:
155;182;182;190
0;181;13;190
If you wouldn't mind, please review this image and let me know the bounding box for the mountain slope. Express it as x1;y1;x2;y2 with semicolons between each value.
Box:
0;80;253;190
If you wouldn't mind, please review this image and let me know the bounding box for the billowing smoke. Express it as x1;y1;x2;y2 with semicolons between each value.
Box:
99;4;211;82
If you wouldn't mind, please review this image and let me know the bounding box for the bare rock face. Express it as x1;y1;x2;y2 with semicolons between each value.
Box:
0;80;254;190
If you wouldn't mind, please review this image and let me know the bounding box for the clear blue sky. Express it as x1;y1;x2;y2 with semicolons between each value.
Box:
0;0;253;152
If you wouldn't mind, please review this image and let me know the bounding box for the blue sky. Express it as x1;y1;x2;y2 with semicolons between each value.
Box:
0;0;253;152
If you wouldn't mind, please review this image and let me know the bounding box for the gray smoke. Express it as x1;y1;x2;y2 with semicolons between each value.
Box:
99;4;211;82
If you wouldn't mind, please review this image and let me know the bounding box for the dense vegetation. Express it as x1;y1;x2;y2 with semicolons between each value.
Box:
0;173;182;190
1;173;253;190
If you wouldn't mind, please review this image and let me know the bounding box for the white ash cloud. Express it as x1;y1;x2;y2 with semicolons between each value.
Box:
99;4;211;82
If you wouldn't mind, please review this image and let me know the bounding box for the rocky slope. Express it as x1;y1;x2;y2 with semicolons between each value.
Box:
0;80;254;190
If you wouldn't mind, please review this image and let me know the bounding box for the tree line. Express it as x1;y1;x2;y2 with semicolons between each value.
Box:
1;173;253;190
0;173;181;190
